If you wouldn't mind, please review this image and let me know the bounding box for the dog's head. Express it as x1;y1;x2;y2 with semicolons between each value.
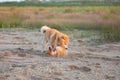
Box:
47;47;56;56
61;35;69;49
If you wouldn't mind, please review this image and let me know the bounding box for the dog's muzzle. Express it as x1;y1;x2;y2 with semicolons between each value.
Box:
64;45;68;50
65;48;68;50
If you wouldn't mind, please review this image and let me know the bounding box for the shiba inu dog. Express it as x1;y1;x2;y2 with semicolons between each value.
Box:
47;46;68;57
40;25;69;52
47;38;68;57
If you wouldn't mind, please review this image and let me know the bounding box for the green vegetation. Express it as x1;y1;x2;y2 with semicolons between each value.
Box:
0;0;120;7
0;6;120;43
100;25;120;43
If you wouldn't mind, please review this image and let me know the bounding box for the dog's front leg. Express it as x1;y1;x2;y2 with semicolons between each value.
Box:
41;36;44;52
52;35;58;51
42;35;50;51
45;40;49;51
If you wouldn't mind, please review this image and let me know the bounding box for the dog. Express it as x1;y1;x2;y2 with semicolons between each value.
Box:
40;25;69;52
47;46;68;57
47;38;68;57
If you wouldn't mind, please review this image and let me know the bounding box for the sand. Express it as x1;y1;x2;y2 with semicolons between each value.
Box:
0;32;120;80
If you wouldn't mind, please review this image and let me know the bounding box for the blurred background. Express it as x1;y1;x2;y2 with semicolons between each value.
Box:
0;0;120;45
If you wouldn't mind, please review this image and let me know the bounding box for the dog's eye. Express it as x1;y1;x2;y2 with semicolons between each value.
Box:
65;48;68;50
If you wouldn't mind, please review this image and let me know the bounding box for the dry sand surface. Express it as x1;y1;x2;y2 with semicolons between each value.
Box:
0;32;120;80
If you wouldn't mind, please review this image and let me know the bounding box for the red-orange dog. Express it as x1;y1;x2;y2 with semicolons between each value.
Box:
47;39;68;57
40;25;69;52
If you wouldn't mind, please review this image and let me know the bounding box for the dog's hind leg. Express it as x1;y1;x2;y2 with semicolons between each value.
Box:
51;34;58;49
41;35;46;53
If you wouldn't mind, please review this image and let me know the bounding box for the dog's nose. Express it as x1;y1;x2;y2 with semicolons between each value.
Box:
64;45;68;50
65;48;68;50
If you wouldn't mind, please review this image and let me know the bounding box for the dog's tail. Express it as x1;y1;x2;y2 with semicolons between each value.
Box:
40;25;51;34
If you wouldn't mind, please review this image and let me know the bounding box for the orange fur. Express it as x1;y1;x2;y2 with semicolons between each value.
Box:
47;47;67;57
41;25;69;51
47;39;68;57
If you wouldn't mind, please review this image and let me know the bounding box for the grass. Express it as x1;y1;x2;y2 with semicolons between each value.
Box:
0;1;120;7
100;25;120;43
102;13;118;19
0;6;120;43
